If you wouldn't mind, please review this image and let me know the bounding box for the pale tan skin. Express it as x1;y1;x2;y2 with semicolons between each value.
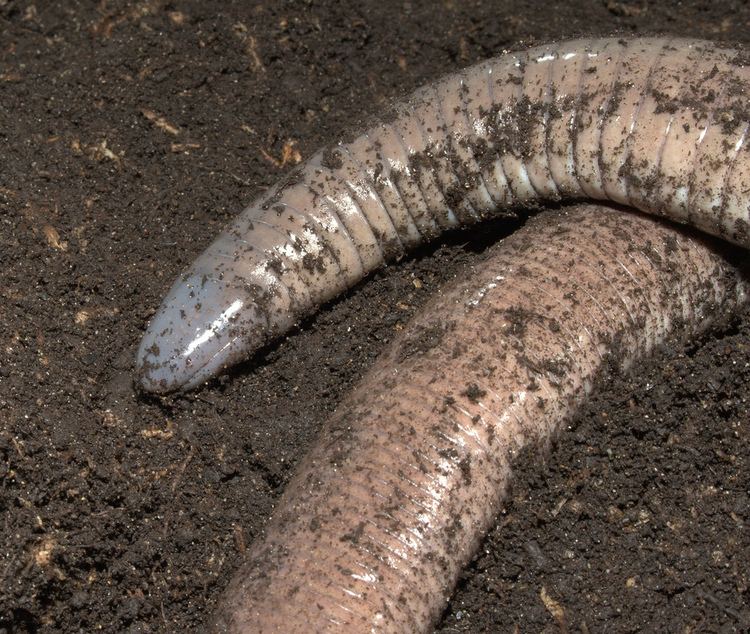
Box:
213;206;747;632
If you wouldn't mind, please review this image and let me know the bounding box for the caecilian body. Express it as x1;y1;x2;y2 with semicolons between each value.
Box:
212;205;748;632
136;37;750;393
133;37;750;632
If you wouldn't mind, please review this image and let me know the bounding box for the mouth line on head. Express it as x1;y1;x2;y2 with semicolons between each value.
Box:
177;333;242;391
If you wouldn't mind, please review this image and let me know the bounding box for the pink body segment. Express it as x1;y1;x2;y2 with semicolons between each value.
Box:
212;205;748;632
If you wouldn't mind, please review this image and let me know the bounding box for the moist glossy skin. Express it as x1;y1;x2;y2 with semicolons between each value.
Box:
136;37;750;393
212;205;748;633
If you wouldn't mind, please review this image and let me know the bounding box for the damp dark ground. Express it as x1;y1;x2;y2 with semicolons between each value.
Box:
1;1;749;632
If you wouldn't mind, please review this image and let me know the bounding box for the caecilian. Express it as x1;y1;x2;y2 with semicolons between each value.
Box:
136;37;750;393
133;37;750;632
212;205;747;632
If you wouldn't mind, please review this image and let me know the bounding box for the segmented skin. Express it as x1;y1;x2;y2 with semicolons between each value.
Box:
212;205;748;633
136;37;750;393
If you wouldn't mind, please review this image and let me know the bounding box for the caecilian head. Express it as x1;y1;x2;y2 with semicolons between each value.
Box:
135;249;291;394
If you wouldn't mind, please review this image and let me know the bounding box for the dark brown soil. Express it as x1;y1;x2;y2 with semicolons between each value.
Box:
1;1;748;632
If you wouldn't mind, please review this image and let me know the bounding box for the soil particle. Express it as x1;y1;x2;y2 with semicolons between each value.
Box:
1;1;749;633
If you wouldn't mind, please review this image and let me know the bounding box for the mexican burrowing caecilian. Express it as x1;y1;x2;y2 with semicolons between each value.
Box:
213;205;747;632
132;37;750;632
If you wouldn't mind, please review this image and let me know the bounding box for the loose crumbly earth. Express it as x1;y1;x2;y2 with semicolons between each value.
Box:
0;1;748;633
